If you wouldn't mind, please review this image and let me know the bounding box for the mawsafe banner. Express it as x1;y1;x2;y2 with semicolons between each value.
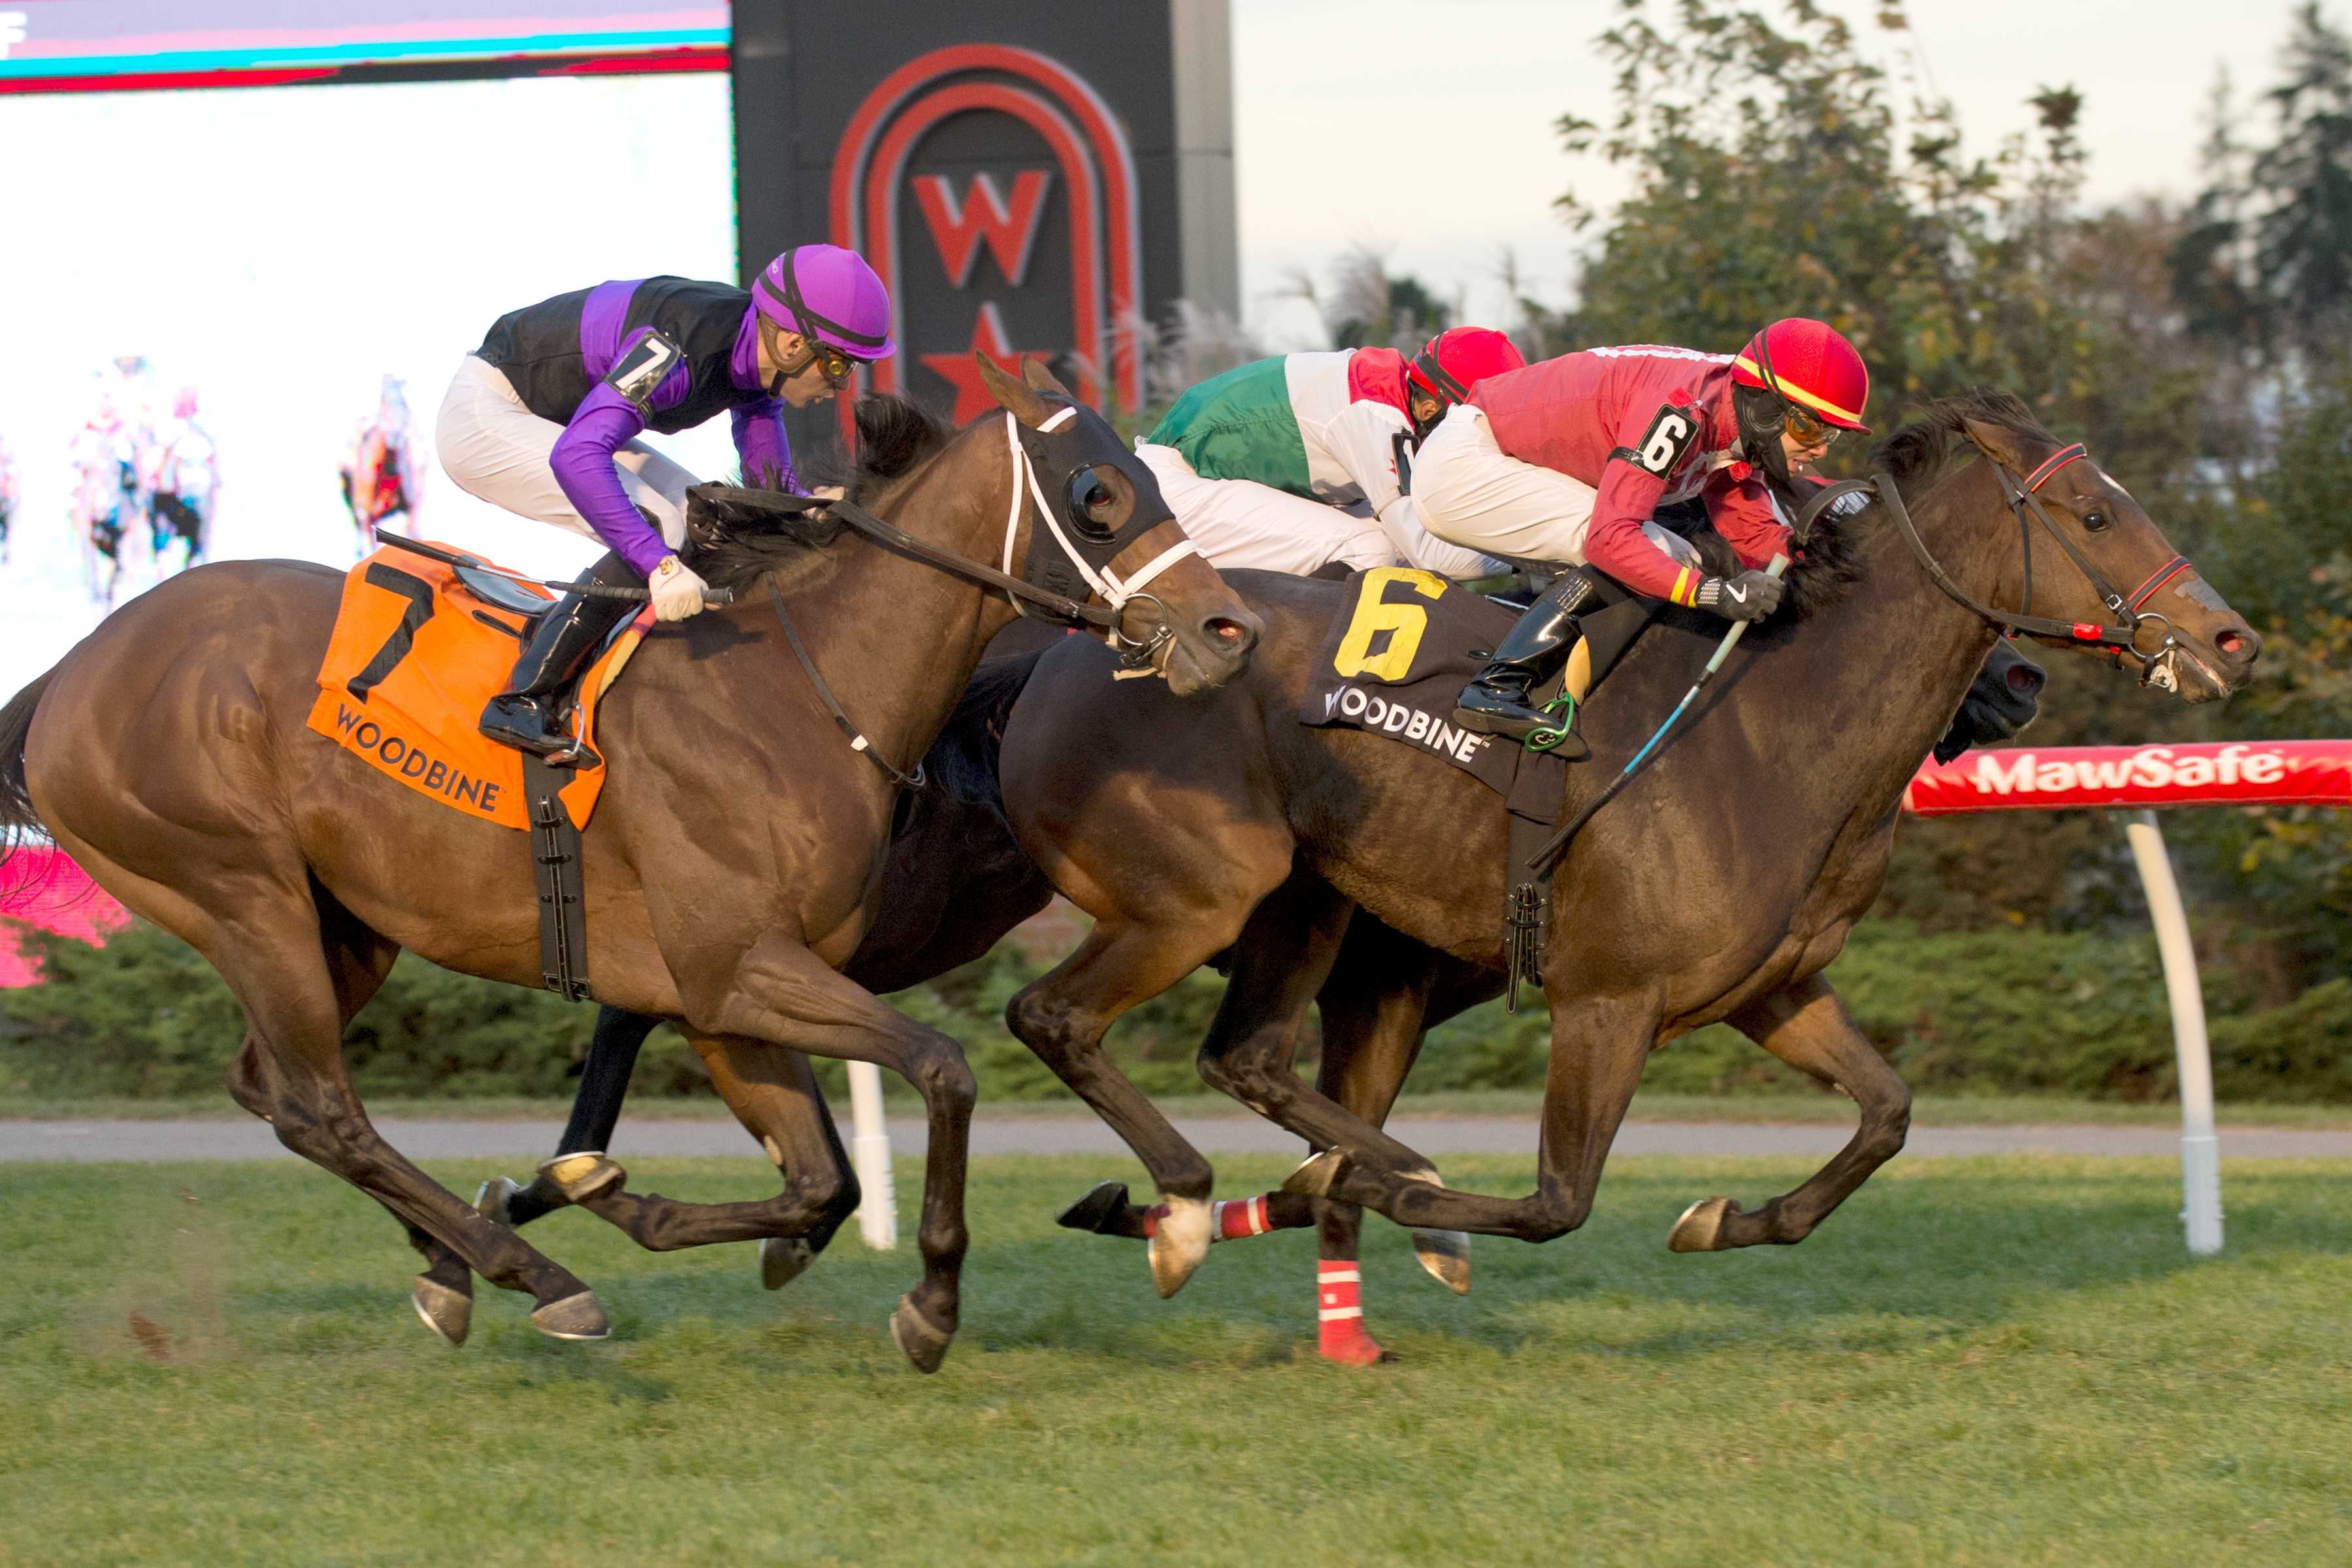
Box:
1903;740;2352;815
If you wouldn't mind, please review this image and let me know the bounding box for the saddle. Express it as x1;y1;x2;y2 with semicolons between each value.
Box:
1299;567;1662;1006
306;542;654;1002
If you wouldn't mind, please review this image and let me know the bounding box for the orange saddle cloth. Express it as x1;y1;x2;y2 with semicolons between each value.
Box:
305;544;651;830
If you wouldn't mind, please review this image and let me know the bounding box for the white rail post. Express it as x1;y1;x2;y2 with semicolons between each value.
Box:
2123;810;2223;1256
846;1061;898;1250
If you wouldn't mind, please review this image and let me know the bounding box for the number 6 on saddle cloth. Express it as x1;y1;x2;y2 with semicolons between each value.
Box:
1299;564;1663;1007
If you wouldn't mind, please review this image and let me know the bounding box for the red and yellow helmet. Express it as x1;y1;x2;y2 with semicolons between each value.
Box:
1731;318;1870;436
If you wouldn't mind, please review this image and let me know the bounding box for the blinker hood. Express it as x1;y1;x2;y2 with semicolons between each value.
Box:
1010;404;1177;619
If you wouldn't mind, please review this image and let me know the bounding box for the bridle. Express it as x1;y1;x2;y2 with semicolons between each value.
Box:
758;400;1203;787
1870;440;2202;689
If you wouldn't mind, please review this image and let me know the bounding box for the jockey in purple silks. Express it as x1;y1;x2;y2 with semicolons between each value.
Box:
438;244;895;757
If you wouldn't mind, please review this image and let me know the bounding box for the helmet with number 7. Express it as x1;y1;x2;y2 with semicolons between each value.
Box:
1730;318;1871;435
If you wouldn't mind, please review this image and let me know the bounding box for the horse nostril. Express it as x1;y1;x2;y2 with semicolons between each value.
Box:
2006;666;2044;696
1203;615;1256;657
2214;627;2256;662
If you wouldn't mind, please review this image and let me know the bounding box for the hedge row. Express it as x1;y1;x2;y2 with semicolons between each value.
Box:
3;917;2347;1105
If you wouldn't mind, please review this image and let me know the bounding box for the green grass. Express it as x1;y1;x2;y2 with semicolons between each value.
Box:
5;1153;2351;1565
10;1088;2352;1127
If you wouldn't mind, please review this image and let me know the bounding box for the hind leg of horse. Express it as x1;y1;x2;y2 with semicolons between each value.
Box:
1668;975;1912;1252
1294;990;1659;1243
1192;879;1450;1190
569;1035;859;1279
173;875;605;1335
1006;919;1243;1296
691;937;972;1371
481;1006;662;1230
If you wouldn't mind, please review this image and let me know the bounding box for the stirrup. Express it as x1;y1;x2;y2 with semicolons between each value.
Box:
1524;694;1576;753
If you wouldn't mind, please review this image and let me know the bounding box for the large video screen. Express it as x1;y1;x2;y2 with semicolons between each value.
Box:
0;69;739;701
0;2;726;92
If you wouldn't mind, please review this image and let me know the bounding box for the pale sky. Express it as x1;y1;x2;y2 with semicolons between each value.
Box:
0;0;2314;694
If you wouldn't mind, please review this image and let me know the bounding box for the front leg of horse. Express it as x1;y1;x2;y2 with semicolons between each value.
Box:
699;940;973;1371
1669;975;1912;1252
1288;993;1659;1245
568;1033;858;1284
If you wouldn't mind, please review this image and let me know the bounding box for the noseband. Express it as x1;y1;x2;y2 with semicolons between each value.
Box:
1874;441;2200;687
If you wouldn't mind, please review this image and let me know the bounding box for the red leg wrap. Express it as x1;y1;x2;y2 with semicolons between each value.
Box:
1316;1261;1386;1365
1213;1194;1273;1241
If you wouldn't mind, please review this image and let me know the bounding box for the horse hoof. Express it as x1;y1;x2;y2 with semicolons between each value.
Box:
889;1294;955;1374
536;1152;624;1203
1147;1196;1213;1298
1667;1196;1737;1253
411;1275;472;1347
760;1236;815;1291
1056;1180;1132;1235
530;1291;612;1341
474;1176;523;1226
1412;1230;1473;1295
1282;1150;1347;1200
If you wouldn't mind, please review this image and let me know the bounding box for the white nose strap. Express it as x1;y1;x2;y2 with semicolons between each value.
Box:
1000;411;1200;612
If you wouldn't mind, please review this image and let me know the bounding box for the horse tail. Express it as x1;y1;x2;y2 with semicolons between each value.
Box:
0;668;56;874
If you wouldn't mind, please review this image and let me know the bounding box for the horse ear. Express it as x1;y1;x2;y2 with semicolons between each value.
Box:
976;353;1052;426
1959;416;2033;474
1021;356;1075;400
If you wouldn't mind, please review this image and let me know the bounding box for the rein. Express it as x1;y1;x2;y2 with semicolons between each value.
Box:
1880;442;2193;683
763;407;1203;787
1528;441;2202;875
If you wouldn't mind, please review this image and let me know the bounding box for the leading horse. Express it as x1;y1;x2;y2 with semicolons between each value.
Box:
0;361;1259;1371
990;391;2259;1286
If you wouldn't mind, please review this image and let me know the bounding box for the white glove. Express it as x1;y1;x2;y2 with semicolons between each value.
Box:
647;555;708;621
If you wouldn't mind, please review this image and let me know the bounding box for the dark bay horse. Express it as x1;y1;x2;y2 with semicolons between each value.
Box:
991;392;2259;1294
500;597;2043;1361
0;360;1259;1371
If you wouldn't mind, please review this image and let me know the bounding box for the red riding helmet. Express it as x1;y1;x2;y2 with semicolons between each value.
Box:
1731;318;1871;434
1407;327;1527;405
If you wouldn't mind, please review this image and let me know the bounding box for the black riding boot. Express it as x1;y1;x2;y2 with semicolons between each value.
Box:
479;553;638;758
1453;568;1603;740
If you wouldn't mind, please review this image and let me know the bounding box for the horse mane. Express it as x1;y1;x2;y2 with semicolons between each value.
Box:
683;395;960;595
1870;386;2050;490
1669;387;2053;622
1661;487;1869;621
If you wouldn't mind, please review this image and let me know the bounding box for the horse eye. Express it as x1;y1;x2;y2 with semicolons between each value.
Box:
1068;470;1115;525
2083;510;2109;532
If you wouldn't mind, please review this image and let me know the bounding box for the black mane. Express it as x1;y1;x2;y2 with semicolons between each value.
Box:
682;395;958;594
1870;386;2052;489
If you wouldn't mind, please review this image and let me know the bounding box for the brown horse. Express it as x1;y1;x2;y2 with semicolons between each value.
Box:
0;361;1258;1371
503;588;2044;1360
990;391;2260;1296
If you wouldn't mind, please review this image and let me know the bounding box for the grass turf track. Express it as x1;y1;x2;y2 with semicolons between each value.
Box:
4;1152;2349;1566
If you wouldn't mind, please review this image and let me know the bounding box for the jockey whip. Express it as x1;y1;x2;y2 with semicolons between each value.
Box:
1528;553;1788;874
371;531;736;607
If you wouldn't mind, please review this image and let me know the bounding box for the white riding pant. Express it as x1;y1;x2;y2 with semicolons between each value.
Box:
1134;442;1397;578
434;354;696;553
1412;403;1700;571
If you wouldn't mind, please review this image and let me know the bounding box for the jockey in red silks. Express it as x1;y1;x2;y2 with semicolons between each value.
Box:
1407;318;1872;738
438;244;894;757
1135;327;1527;579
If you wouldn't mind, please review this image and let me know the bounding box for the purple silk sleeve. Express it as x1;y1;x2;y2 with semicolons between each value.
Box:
549;384;671;578
731;399;799;492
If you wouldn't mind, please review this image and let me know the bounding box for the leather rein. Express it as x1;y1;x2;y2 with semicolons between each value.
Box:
1869;441;2198;686
765;407;1202;789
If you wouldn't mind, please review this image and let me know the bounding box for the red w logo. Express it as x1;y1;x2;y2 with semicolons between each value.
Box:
913;171;1053;288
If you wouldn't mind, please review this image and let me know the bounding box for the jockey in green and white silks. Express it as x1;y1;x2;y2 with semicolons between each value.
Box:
1137;327;1526;579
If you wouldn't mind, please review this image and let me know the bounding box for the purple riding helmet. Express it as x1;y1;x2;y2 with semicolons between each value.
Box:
751;244;894;385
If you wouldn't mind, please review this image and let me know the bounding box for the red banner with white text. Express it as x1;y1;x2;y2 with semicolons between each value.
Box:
1904;740;2352;815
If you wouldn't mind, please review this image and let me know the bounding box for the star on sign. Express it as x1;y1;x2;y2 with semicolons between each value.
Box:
920;302;1040;423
